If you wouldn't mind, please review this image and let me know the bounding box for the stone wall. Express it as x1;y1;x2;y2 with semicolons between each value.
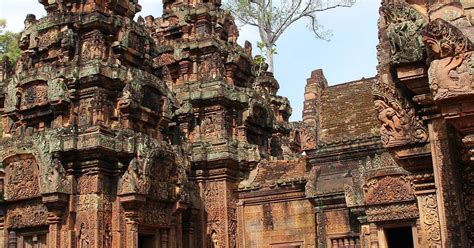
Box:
319;78;379;144
241;199;315;248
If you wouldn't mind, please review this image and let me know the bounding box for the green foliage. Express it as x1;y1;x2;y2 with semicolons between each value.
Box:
0;19;21;63
254;41;277;65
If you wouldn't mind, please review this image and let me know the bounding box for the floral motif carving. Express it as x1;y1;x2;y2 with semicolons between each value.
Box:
364;176;414;205
6;203;48;228
139;201;172;227
418;194;442;247
366;202;418;222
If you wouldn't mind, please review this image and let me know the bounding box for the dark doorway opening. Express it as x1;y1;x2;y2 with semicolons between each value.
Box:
385;226;414;248
138;234;155;248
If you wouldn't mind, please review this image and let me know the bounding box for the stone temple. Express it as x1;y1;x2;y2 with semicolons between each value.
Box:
0;0;473;247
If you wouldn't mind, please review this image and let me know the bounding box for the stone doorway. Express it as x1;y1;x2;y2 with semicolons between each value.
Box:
383;226;415;248
138;234;156;248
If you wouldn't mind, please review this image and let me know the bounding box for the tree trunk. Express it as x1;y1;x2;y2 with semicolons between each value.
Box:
266;45;274;73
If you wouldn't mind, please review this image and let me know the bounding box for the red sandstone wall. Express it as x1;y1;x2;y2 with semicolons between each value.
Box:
242;199;315;247
319;78;379;143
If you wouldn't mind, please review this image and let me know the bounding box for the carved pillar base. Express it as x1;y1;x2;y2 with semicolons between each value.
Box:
428;119;465;246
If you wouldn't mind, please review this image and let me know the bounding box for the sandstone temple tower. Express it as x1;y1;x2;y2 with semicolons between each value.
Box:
0;0;474;247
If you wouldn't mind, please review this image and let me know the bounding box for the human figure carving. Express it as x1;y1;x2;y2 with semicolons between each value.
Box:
211;230;219;248
78;223;90;248
374;100;401;132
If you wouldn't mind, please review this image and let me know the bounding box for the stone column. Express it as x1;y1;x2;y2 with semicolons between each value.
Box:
413;174;442;247
119;194;145;248
0;215;5;248
200;180;236;248
236;201;245;248
428;119;465;246
125;212;139;248
161;229;169;248
369;223;378;248
7;231;16;248
42;193;69;248
315;206;326;248
47;210;63;248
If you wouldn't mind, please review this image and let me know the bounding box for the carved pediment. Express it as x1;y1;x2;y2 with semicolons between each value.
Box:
373;80;428;147
382;3;427;64
422;18;474;101
118;134;179;201
3;154;41;200
1;132;71;198
345;153;417;218
422;18;473;60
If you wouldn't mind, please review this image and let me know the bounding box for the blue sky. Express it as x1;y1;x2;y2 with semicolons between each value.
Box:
0;0;379;121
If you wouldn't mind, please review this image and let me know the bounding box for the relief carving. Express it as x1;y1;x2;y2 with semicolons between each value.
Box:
419;194;442;247
81;30;106;62
422;19;474;100
362;153;415;205
364;176;414;205
48;77;70;104
199;53;225;81
6;203;48;228
139;202;171;226
373;80;428;147
21;83;48;109
422;18;472;60
428;51;474;100
118;134;175;196
118;156;151;195
77;223;91;248
366;202;419;222
382;3;427;64
300;125;316;150
4;155;41;200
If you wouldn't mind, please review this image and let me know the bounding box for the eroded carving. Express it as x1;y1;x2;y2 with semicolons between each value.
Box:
382;3;427;64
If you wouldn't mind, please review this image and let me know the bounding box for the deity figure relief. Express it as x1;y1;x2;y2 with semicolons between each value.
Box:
77;223;90;248
211;230;220;248
119;156;151;195
81;31;106;62
374;100;402;133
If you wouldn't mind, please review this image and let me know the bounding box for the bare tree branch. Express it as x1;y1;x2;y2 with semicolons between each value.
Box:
224;0;355;72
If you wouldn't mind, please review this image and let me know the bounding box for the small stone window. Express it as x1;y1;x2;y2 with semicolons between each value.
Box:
9;230;48;248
